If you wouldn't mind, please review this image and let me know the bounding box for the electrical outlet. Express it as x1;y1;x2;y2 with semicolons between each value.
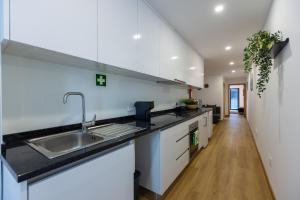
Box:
127;104;135;113
268;156;273;168
255;128;258;136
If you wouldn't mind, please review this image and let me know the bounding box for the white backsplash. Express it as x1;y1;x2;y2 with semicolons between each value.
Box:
2;54;188;134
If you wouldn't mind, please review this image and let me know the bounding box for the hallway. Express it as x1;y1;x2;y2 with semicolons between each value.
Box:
139;115;274;200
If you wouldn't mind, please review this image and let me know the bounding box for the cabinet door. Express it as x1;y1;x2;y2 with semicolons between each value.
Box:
177;38;191;83
208;111;213;138
99;0;138;71
137;0;160;76
159;22;185;82
10;0;98;61
29;143;135;200
203;113;209;146
186;49;204;88
198;116;204;149
199;114;208;148
160;128;178;194
160;122;189;194
174;147;189;177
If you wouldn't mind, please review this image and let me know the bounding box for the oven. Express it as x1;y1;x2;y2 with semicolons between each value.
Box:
189;121;199;159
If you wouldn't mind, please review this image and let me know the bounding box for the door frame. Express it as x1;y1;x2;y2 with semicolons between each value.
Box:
227;83;247;116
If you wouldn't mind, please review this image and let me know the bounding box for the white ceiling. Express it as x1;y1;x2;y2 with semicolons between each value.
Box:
146;0;273;79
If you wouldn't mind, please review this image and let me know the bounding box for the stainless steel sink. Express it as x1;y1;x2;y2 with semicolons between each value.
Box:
27;131;105;159
27;123;145;159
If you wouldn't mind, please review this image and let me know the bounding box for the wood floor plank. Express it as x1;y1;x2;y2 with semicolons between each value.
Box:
138;114;274;200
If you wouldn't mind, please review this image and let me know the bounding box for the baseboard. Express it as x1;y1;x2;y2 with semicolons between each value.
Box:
249;128;276;200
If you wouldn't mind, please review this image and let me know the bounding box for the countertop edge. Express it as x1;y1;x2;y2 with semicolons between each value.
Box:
1;108;212;182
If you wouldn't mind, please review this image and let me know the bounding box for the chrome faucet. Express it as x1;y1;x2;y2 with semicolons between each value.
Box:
63;92;96;134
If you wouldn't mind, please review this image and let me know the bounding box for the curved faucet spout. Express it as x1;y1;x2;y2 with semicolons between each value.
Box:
63;92;86;131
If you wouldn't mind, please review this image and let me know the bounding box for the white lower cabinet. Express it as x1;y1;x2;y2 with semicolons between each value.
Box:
3;143;135;200
198;114;209;149
135;120;190;196
160;123;189;194
29;143;135;200
208;111;213;138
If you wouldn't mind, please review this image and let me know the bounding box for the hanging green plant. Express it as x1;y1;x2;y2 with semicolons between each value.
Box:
243;30;282;97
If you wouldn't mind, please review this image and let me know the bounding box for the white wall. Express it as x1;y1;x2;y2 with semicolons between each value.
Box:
2;54;188;134
194;75;223;119
247;0;300;199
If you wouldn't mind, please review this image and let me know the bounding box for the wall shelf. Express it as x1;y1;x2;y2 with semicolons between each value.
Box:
271;38;289;58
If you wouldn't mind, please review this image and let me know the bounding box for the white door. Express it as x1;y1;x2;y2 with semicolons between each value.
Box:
99;0;139;72
10;0;98;61
137;0;161;76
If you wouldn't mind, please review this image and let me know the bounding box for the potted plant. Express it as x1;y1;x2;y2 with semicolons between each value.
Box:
243;30;285;97
181;98;198;110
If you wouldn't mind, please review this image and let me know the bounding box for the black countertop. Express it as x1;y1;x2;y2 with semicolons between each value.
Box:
1;108;212;182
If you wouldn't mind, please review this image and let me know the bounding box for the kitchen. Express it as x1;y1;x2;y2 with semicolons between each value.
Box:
0;0;212;199
1;0;300;200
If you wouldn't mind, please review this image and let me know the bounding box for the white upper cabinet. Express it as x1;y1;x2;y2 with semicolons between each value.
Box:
187;49;204;88
9;0;98;61
99;0;139;72
137;0;161;76
179;40;204;88
159;20;204;88
159;22;185;82
6;0;204;88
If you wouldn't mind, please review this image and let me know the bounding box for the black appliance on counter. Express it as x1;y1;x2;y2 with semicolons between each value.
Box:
134;101;154;122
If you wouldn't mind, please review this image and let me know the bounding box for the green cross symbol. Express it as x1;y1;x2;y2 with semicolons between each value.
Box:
96;74;106;86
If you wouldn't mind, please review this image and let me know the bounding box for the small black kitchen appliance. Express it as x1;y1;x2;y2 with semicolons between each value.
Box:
134;101;154;122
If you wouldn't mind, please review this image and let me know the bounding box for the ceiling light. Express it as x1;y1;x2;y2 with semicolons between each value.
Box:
189;66;197;70
171;56;179;60
214;4;224;13
229;61;234;65
133;33;142;40
225;46;232;51
232;70;236;73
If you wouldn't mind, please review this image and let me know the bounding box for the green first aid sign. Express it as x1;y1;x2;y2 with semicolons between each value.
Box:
96;74;107;86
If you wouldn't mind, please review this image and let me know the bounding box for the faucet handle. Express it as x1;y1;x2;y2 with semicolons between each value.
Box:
92;114;97;125
82;114;97;130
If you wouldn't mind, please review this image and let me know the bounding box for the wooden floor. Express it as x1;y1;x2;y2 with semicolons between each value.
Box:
139;114;274;200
